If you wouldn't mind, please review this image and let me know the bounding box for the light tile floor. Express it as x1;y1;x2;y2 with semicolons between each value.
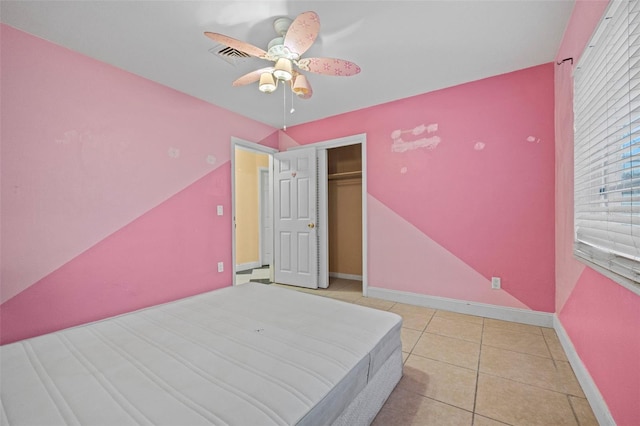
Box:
271;278;599;426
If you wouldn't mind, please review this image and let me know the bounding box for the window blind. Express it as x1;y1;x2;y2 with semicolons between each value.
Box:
574;0;640;290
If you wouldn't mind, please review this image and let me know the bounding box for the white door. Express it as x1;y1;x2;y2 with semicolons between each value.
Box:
259;168;272;265
274;148;318;288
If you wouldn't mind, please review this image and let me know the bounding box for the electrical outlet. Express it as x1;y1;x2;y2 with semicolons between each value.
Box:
217;205;223;216
491;277;501;289
217;262;224;272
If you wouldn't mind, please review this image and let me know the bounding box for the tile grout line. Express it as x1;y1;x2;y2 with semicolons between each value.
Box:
406;342;479;372
471;317;485;425
481;342;556;361
542;328;584;425
566;393;583;426
477;370;587;398
402;307;482;423
542;330;561;369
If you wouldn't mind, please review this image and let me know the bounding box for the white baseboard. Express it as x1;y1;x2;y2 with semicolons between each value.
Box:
329;272;363;281
553;316;615;426
235;261;261;272
367;287;554;327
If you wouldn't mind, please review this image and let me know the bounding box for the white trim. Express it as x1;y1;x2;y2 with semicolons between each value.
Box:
258;167;269;267
230;137;278;286
235;261;261;272
268;155;275;283
318;149;329;289
287;133;365;151
329;272;363;281
553;316;616;426
574;255;640;297
361;137;368;297
367;287;554;327
232;137;278;154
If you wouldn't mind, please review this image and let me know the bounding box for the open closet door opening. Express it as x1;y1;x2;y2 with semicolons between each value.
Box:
231;137;277;286
274;148;318;288
327;144;363;284
295;133;367;295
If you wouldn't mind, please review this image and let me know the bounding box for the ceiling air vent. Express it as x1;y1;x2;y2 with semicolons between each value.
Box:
209;44;251;66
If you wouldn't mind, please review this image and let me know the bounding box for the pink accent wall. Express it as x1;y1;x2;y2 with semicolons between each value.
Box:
1;166;231;344
1;25;276;342
278;130;301;151
4;13;637;423
559;269;640;425
369;195;529;309
286;64;556;312
555;1;640;424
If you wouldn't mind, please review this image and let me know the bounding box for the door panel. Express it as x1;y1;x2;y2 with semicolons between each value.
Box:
280;232;291;271
298;180;310;218
280;180;291;218
274;148;318;288
298;233;310;273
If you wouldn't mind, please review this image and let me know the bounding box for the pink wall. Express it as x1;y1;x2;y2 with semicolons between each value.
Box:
285;64;556;312
3;8;638;423
554;1;640;424
0;25;277;344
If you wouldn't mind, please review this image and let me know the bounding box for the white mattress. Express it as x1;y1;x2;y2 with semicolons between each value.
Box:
0;283;402;425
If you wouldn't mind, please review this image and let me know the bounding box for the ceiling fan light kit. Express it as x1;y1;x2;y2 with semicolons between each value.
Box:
292;74;310;96
259;72;277;93
204;11;361;100
273;58;293;81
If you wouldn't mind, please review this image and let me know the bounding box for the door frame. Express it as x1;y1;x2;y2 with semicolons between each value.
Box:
230;137;277;286
258;166;270;266
286;133;368;296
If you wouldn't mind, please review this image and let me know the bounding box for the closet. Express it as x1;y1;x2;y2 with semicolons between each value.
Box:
327;144;362;280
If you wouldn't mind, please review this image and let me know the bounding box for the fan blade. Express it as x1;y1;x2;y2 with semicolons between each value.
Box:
284;11;320;57
232;67;274;87
204;32;267;58
297;57;361;76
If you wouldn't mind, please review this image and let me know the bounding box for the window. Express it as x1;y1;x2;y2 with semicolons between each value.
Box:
574;0;640;294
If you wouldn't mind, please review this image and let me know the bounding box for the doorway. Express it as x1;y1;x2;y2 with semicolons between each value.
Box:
290;133;368;294
231;138;277;286
327;144;363;285
231;133;368;295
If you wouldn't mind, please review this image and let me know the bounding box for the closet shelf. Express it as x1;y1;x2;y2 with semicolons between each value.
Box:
328;171;362;180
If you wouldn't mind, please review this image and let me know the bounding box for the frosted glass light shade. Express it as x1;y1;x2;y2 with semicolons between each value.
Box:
292;74;310;96
273;58;293;81
259;72;277;93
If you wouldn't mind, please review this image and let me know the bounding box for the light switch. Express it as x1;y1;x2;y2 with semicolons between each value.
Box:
217;205;223;216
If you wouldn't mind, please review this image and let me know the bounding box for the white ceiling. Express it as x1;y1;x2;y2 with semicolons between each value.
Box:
1;1;575;128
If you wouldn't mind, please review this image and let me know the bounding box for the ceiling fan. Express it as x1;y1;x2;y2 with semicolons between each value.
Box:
204;11;361;100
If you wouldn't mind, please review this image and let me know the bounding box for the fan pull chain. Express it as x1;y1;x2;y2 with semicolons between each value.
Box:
283;82;287;131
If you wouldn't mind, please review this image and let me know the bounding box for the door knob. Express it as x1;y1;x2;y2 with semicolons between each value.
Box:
308;223;315;229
